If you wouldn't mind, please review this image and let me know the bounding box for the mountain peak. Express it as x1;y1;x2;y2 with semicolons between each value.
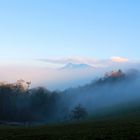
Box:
60;63;94;70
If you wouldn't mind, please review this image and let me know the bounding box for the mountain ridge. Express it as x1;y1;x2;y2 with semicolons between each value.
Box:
60;63;94;70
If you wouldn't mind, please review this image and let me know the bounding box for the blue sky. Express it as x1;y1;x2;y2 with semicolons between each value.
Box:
0;0;140;65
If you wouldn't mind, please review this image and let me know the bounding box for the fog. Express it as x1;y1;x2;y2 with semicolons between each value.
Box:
0;68;140;124
0;61;139;91
64;69;140;114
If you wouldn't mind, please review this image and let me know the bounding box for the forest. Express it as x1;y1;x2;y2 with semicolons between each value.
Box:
0;69;139;125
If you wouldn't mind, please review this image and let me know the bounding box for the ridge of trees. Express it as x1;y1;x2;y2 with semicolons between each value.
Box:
0;69;138;124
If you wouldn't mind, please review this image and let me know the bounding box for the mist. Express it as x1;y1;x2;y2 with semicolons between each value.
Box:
0;67;140;124
0;60;139;91
64;69;140;114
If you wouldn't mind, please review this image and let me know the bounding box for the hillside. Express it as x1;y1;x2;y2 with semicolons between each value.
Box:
1;112;140;140
0;69;140;124
0;69;140;139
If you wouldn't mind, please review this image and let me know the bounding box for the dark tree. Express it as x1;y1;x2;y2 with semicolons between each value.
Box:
70;104;88;121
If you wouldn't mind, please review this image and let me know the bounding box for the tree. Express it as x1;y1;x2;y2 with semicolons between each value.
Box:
70;104;88;121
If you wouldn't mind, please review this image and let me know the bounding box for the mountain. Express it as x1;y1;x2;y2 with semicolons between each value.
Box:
60;63;94;70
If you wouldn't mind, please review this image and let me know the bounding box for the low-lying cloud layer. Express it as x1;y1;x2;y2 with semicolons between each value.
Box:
0;57;139;90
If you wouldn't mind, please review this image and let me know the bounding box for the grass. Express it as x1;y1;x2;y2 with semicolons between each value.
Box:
1;102;140;140
0;115;140;140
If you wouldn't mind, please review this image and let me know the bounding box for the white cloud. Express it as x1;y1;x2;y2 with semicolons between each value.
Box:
110;56;129;63
38;56;130;68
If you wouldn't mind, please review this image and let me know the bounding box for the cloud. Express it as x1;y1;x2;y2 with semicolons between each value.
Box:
111;56;129;63
38;57;108;67
38;57;97;65
37;56;130;68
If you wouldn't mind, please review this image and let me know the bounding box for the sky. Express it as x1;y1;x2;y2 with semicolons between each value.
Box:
0;0;140;67
0;0;140;89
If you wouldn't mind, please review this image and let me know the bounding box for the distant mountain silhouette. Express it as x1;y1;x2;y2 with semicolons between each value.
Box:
60;63;94;70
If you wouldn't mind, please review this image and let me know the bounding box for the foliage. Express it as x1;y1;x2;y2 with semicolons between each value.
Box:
70;104;88;121
0;81;61;123
0;69;138;124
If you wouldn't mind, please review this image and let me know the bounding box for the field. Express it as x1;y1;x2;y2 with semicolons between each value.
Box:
0;115;140;140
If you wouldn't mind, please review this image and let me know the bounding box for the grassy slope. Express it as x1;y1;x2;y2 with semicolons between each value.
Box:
1;101;140;140
1;115;140;140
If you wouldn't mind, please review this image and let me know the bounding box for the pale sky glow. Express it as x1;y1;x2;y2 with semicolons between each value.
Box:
0;0;140;66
